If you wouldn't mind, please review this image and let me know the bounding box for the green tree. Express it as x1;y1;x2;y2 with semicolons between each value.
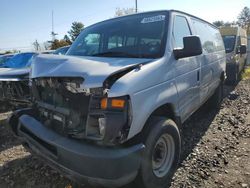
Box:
50;39;70;50
5;51;13;54
237;6;250;34
213;21;225;27
68;22;84;42
114;7;136;17
64;35;72;44
213;21;236;27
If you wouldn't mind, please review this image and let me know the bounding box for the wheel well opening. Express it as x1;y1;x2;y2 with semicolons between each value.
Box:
125;103;179;146
150;103;176;121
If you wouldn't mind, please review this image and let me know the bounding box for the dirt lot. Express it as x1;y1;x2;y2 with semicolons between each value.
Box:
0;78;249;188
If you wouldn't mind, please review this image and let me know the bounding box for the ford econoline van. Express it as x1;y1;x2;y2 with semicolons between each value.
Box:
9;10;226;188
220;26;247;83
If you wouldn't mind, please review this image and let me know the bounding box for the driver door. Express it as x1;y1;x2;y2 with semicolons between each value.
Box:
173;15;201;121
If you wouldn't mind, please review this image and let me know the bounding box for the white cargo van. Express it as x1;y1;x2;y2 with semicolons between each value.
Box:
9;10;226;188
220;26;247;83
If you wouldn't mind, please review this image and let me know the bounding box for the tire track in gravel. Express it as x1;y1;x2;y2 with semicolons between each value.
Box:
171;80;250;188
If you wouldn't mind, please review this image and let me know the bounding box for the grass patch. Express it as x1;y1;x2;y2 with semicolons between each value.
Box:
241;66;250;80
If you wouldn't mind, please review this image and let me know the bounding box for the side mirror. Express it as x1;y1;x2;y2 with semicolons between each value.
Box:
173;36;202;60
240;45;247;54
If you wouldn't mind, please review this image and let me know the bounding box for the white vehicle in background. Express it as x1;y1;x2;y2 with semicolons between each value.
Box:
220;26;248;83
247;36;250;65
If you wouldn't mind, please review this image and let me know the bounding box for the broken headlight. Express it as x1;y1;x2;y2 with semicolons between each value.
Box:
86;96;132;144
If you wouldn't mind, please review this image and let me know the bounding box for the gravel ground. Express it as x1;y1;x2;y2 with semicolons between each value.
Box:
0;79;249;188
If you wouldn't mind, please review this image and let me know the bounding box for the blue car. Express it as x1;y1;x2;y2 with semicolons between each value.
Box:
0;52;37;105
0;54;14;67
1;52;36;68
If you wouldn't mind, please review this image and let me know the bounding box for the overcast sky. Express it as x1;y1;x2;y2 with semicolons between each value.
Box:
0;0;249;51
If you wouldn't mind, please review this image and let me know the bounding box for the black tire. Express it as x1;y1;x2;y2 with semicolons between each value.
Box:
208;81;223;109
230;64;239;85
135;117;181;188
233;64;239;84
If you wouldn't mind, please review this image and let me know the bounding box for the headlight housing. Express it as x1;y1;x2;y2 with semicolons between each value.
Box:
86;95;132;145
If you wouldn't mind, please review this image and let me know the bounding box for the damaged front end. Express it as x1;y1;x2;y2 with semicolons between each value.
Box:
0;74;30;106
31;77;131;145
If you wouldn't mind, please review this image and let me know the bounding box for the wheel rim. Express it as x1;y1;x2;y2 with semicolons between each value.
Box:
152;134;175;178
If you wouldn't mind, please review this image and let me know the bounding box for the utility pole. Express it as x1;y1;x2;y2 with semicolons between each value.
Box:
51;10;58;42
135;0;138;13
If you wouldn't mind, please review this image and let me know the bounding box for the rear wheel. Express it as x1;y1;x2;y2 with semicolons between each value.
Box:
233;64;239;84
228;64;239;85
135;117;181;188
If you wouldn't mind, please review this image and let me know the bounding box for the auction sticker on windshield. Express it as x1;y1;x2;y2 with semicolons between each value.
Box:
141;15;166;24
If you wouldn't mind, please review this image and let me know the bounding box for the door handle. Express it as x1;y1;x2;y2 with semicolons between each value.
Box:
197;70;200;81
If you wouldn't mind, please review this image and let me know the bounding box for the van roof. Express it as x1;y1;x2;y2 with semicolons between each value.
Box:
169;9;217;28
87;10;217;29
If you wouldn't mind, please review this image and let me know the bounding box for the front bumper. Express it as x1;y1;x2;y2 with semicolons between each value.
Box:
9;110;144;187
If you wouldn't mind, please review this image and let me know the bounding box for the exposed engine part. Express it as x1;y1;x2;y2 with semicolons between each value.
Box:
33;77;102;139
32;77;131;145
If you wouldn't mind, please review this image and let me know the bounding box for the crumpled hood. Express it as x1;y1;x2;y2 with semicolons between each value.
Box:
31;54;152;88
0;67;30;80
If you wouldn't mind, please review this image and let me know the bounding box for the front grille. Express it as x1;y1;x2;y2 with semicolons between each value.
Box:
32;77;91;139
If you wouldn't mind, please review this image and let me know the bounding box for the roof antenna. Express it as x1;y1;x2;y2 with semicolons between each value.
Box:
135;0;138;13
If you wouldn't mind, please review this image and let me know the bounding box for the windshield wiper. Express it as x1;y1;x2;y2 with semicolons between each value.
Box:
92;51;138;58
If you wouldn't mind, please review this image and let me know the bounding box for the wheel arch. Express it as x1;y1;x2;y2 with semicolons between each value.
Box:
126;103;181;145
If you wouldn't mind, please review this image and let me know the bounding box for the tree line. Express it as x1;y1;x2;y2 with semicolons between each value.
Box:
28;6;250;52
48;8;135;50
213;6;250;35
52;6;250;51
49;21;84;50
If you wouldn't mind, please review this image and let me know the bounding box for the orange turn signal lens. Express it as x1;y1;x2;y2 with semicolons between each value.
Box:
101;98;108;109
111;99;125;108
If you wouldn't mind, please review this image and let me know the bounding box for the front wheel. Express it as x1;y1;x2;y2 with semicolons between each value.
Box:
136;117;181;188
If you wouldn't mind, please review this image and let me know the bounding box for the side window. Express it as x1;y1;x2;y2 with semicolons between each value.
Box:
73;33;100;55
173;16;191;48
108;35;123;49
192;19;224;53
125;37;136;46
85;34;100;45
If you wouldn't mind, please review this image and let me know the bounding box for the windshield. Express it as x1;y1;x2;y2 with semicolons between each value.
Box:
3;53;35;68
222;35;236;53
67;11;168;58
54;46;70;55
